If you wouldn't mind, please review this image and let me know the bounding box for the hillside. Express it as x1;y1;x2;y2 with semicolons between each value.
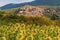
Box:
3;5;60;20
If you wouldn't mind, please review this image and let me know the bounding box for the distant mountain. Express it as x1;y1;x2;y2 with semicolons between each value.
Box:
0;0;60;10
0;3;27;10
29;0;60;5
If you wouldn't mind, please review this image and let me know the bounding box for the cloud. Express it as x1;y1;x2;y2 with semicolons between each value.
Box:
0;0;35;7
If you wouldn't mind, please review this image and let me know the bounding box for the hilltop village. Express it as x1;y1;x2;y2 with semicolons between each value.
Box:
16;5;44;16
14;5;59;19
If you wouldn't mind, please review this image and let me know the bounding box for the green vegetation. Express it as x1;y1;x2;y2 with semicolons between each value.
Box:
0;8;60;40
0;23;60;40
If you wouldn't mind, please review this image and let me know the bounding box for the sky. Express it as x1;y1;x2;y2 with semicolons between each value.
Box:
0;0;35;7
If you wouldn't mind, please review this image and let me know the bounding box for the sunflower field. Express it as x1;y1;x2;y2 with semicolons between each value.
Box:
0;23;60;40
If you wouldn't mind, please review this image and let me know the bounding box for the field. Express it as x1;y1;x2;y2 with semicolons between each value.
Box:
0;6;60;40
0;23;60;40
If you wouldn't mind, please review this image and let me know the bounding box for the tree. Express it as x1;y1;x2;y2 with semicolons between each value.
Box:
51;14;59;20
